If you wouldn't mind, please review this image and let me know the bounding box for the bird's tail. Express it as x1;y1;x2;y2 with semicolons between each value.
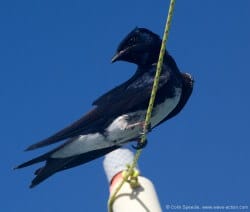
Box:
15;145;119;188
14;151;52;169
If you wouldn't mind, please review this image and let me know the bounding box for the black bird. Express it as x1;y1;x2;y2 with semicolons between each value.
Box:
15;27;194;188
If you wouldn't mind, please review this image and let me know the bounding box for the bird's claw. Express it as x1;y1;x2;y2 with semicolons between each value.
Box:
139;122;152;135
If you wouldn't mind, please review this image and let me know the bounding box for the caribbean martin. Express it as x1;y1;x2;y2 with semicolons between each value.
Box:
15;27;194;188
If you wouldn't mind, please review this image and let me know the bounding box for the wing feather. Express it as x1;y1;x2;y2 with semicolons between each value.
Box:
26;65;166;151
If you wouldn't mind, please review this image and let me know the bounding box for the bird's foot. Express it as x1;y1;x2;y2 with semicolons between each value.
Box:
138;121;152;135
127;121;151;149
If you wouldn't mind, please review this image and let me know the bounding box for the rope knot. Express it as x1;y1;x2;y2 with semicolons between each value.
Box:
122;165;140;189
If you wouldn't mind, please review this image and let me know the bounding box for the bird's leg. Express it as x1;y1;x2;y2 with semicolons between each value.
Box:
125;121;152;133
125;122;144;130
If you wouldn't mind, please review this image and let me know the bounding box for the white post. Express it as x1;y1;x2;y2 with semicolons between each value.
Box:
103;148;162;212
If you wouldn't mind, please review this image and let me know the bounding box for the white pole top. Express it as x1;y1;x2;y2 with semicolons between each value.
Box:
103;148;162;212
103;148;137;183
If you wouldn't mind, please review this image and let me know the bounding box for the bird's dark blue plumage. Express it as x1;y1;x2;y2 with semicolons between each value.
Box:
15;27;194;188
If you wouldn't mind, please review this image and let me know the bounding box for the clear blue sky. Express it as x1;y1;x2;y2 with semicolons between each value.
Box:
1;0;250;211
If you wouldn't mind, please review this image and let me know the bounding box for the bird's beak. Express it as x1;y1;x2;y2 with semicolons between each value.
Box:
111;50;125;63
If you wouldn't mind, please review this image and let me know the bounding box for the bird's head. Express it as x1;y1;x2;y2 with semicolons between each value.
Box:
111;27;162;66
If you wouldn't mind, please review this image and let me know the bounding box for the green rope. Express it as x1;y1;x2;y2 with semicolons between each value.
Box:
108;1;176;211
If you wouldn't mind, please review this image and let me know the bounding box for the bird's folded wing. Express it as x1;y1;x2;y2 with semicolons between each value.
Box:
26;65;165;151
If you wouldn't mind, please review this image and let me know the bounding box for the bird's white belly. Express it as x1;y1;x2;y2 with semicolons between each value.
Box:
52;87;182;158
150;87;182;127
51;133;109;158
